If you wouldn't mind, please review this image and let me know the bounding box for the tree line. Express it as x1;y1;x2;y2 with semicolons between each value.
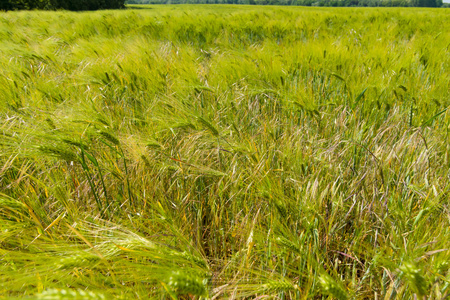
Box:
0;0;125;10
0;0;446;11
128;0;445;6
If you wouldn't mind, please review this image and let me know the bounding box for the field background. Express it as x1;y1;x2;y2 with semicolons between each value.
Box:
0;5;449;299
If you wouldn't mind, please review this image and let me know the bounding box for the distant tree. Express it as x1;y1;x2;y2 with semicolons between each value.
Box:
54;0;125;10
1;0;125;10
123;0;446;6
413;0;438;6
0;0;11;10
1;0;52;10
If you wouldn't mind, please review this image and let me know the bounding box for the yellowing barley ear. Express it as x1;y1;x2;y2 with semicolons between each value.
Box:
318;273;348;300
166;270;209;297
400;262;429;297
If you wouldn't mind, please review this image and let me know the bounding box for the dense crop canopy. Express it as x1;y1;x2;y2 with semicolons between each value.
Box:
0;5;449;299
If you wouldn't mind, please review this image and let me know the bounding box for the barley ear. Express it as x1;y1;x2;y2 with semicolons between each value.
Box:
261;279;298;293
318;273;348;300
400;262;429;297
166;270;209;297
36;288;106;299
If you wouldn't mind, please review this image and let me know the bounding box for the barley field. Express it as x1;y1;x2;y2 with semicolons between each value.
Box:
0;5;449;299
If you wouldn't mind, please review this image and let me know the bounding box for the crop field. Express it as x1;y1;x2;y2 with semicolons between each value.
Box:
0;5;449;299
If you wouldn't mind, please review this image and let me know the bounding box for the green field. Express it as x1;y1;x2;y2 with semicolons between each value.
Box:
1;5;449;299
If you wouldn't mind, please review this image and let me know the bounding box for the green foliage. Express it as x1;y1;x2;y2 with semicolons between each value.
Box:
54;0;125;10
0;5;450;299
0;0;125;11
3;0;51;10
